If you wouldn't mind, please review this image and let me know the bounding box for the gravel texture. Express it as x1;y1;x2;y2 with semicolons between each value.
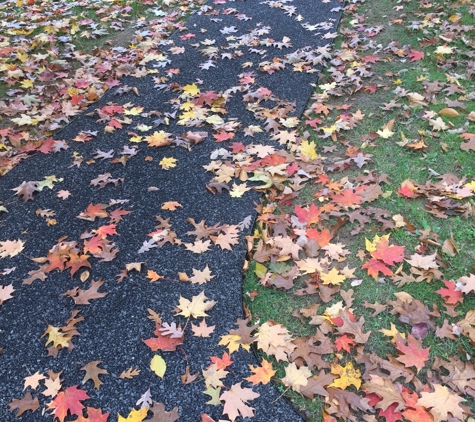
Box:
0;0;341;420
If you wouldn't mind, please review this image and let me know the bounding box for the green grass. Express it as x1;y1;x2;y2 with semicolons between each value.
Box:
245;0;475;419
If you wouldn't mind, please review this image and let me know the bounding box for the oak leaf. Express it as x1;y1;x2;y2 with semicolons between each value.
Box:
80;361;108;390
301;370;337;398
119;368;141;379
8;392;39;417
0;239;25;258
363;375;405;412
148;401;180;422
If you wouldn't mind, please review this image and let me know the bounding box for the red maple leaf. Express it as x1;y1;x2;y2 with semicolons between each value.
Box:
77;407;110;422
143;323;183;352
48;385;90;422
306;228;332;247
371;237;405;265
397;184;417;198
435;280;463;305
294;204;321;225
334;334;356;352
395;334;429;372
407;50;424;61
210;352;234;370
362;258;394;279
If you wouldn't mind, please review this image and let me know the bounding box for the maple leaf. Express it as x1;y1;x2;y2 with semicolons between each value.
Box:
220;383;260;422
23;371;46;390
336;311;371;344
320;267;346;285
435;280;463;305
282;362;311;392
329;361;361;390
210;352;234;370
362;258;394;279
175;291;216;318
294;204;321;225
371;237;405;265
81;361;108;389
335;334;356;352
143;323;184;352
395;334;429;372
202;363;228;388
76;407;110;422
189;264;214;284
407;49;424;61
416;384;466;422
117;407;148;422
245;359;276;385
47;385;90;422
256;321;295;361
8;392;40;417
405;252;438;270
159;157;177;169
191;319;215;337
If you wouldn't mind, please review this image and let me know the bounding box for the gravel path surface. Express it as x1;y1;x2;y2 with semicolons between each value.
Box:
0;0;341;420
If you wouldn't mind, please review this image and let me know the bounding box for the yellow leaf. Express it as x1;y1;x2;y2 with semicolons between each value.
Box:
20;79;33;89
376;128;394;139
123;106;144;116
365;234;390;253
438;108;459;118
329;361;361;390
299;140;318;160
182;83;200;97
159;157;177;170
150;355;166;378
205;115;224;126
218;334;249;353
254;263;267;279
117;407;148;422
129;135;143;143
435;46;453;55
320;268;346;285
379;323;406;343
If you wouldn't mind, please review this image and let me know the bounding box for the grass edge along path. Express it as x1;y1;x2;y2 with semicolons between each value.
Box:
244;0;475;421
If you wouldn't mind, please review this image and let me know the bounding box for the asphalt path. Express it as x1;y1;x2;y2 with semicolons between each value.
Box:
0;0;342;420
